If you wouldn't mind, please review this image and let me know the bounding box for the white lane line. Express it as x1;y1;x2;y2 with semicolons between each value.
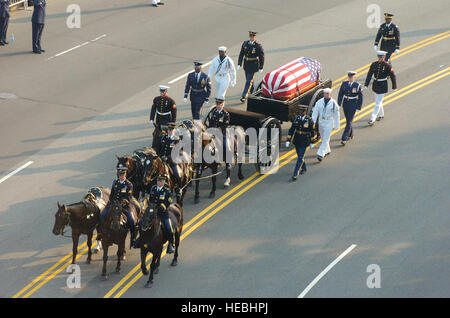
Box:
47;34;107;60
168;61;212;84
0;161;34;185
298;244;357;298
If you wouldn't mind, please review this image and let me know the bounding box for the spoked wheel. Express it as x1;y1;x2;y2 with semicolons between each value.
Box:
257;117;281;174
203;106;216;128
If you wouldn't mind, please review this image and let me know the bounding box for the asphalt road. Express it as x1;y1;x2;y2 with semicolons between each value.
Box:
0;0;449;298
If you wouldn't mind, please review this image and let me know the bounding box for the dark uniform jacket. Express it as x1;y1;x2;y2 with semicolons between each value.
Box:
158;134;180;162
288;115;314;147
31;0;46;24
184;71;211;102
337;81;363;110
364;60;397;94
150;95;177;125
209;108;230;134
238;40;265;73
374;22;400;53
109;179;133;208
0;0;10;18
149;185;172;216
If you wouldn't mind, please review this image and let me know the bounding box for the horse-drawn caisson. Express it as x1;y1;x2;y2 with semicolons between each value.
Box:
51;57;331;288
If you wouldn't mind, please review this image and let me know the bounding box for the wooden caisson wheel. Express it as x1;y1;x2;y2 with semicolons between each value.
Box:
203;105;216;128
257;117;281;173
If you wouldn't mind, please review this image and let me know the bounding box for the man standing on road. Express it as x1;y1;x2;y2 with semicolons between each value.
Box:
311;88;340;162
364;51;397;126
374;13;400;62
338;71;363;145
237;31;265;103
31;0;46;54
184;61;211;120
0;0;10;46
150;85;177;148
208;46;236;100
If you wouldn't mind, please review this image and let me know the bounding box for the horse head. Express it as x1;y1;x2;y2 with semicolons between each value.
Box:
53;201;69;236
116;155;135;174
140;204;157;232
143;156;161;186
108;200;126;232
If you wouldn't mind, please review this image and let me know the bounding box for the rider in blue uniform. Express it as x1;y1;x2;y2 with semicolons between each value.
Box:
158;122;182;196
338;71;363;145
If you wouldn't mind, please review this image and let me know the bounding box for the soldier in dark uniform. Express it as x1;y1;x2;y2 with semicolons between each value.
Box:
237;31;265;103
31;0;46;54
374;13;400;62
338;71;363;145
158;122;183;195
286;109;314;181
364;51;397;126
138;174;174;253
150;85;177;148
99;164;138;248
0;0;10;46
184;61;211;120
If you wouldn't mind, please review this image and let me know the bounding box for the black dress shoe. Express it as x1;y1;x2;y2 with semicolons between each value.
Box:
368;120;374;126
3;41;9;45
151;4;157;7
377;116;384;121
291;176;297;181
341;140;347;146
240;97;246;103
300;169;306;175
0;42;4;46
317;156;323;162
158;1;165;4
33;50;41;54
40;49;45;52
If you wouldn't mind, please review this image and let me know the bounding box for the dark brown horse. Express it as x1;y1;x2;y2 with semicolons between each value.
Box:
138;203;183;288
99;199;141;280
52;187;110;265
116;155;146;200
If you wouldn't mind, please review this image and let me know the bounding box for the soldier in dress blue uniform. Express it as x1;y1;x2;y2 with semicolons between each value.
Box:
150;85;177;148
286;109;315;181
237;31;265;103
99;164;138;248
158;122;182;195
338;71;363;145
0;0;10;46
138;174;175;253
184;61;211;120
31;0;46;54
374;13;400;62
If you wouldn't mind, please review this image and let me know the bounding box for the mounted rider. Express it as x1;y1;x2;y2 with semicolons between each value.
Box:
99;164;138;248
158;122;183;196
137;174;175;254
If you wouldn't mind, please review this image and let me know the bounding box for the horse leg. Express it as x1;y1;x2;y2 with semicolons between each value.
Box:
94;239;102;254
209;165;217;198
154;247;162;275
86;232;93;264
116;240;124;274
224;164;231;187
101;242;109;280
140;248;149;275
145;250;159;288
171;230;180;267
238;163;244;180
194;167;201;204
71;233;80;265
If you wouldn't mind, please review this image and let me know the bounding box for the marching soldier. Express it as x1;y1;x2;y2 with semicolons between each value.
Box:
337;71;363;145
364;51;397;126
31;0;46;54
237;31;265;103
139;174;175;254
158;122;182;196
311;88;340;161
0;0;10;46
207;98;232;187
99;164;138;248
150;85;177;148
374;13;400;62
286;108;314;181
184;61;211;120
208;46;236;100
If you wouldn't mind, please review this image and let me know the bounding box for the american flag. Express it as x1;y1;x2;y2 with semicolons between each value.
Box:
261;57;322;100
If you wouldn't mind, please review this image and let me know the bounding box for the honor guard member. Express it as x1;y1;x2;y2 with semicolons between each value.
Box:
237;31;265;103
311;88;340;161
151;0;164;7
374;13;400;62
208;98;232;187
364;51;397;126
338;71;363;145
150;85;177;148
142;174;175;254
208;46;236;100
99;164;138;248
31;0;46;54
286;108;314;181
158;122;182;195
184;61;211;120
0;0;10;46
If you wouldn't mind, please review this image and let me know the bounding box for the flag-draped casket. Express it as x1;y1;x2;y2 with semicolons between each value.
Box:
261;57;322;100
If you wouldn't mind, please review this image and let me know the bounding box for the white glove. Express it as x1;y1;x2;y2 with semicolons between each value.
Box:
183;98;187;103
285;141;290;148
310;143;314;149
231;82;236;88
204;100;209;104
364;86;368;90
237;65;241;71
259;69;263;73
150;120;154;126
395;49;399;54
373;45;378;51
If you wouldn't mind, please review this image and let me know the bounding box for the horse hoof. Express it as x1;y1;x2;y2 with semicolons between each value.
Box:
171;260;178;267
115;268;121;274
121;255;126;261
141;268;149;275
154;267;159;275
101;275;108;281
93;249;100;254
86;259;91;265
209;192;215;198
238;174;244;180
145;281;153;288
194;196;199;204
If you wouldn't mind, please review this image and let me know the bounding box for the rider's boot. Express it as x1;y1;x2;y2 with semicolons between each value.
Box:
130;226;137;249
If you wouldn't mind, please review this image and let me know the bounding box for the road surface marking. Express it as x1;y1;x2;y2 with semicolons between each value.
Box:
47;34;107;60
298;244;357;298
0;161;33;185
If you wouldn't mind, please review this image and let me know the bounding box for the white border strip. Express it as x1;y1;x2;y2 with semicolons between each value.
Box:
168;61;212;84
0;161;34;184
298;244;357;298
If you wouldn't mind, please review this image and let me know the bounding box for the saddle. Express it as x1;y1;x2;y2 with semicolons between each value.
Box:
85;187;106;212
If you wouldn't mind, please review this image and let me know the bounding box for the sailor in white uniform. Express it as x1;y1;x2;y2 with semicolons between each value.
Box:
208;46;237;100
